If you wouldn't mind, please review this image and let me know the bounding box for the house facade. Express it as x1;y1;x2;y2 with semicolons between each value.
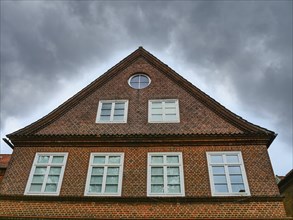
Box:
0;47;287;219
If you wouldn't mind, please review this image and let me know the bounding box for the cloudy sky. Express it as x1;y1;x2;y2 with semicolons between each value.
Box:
1;1;292;175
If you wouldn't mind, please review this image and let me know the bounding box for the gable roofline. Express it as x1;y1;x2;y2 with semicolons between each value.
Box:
7;47;276;146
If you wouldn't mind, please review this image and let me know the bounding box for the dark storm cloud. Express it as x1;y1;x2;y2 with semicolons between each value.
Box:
1;1;292;172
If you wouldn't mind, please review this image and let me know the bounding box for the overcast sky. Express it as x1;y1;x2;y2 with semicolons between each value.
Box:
1;1;292;175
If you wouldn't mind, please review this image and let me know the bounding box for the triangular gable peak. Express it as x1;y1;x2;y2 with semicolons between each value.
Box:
7;47;276;146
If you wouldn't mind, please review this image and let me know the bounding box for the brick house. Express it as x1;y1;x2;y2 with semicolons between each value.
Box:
0;47;287;219
0;154;11;184
277;169;293;217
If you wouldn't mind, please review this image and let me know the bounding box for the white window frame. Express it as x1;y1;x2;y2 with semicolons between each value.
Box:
84;153;124;196
128;74;151;89
24;153;68;196
206;151;251;196
96;100;129;123
148;99;180;123
147;152;185;197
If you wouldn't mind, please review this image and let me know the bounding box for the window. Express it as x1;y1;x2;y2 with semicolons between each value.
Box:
96;100;128;123
148;99;180;123
85;153;124;196
24;153;68;195
207;152;250;196
147;153;185;196
128;74;151;89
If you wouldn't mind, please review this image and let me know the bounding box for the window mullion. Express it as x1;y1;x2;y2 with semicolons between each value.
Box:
41;165;50;193
162;102;166;121
110;103;115;121
163;165;168;194
102;166;107;194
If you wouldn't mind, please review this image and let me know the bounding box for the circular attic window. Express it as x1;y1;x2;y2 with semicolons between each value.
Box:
128;74;151;89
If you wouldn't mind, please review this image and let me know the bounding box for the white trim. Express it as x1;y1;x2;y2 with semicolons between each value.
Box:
147;152;185;197
128;74;151;89
84;153;124;196
148;99;180;123
96;100;129;123
206;151;251;197
24;153;68;196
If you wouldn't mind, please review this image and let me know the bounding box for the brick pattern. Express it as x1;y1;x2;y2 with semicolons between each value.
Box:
0;200;287;219
0;145;280;197
36;58;242;136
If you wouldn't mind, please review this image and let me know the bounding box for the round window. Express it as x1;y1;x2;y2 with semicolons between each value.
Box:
128;74;151;89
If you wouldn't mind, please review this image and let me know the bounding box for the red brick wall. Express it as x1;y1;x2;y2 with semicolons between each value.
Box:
35;58;242;136
0;199;287;219
0;145;280;197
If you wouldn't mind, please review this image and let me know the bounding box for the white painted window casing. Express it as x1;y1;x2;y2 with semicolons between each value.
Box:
84;153;124;196
206;151;250;196
147;152;185;197
96;100;128;123
148;99;180;123
24;153;68;196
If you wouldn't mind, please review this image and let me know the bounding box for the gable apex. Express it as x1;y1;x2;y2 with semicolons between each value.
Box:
6;47;276;147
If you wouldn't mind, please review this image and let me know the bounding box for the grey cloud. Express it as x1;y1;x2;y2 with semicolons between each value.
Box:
1;1;292;173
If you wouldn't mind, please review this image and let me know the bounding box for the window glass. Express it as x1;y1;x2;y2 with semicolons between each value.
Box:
148;153;184;196
149;100;179;123
25;153;67;195
85;154;124;196
129;74;150;89
207;152;250;196
96;101;128;123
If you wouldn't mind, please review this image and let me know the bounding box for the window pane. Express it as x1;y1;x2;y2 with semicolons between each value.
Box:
90;176;103;184
140;82;149;89
47;175;59;183
165;108;176;114
52;156;64;163
49;167;61;175
151;108;163;114
212;166;225;174
151;167;163;175
34;167;46;174
130;82;139;89
100;115;111;121
230;174;243;183
151;176;164;184
131;75;139;83
115;103;125;109
101;103;112;110
113;115;124;121
167;176;180;184
151;185;164;193
167;185;180;193
92;167;104;175
106;176;119;184
114;109;124;115
226;155;239;163
151;114;163;121
32;175;44;183
93;156;105;164
89;184;102;193
165;114;177;121
107;167;119;175
213;175;227;183
215;184;228;192
210;155;224;163
231;184;245;193
140;75;149;83
38;156;49;163
105;185;118;193
167;167;179;175
108;156;121;164
45;184;57;192
165;102;176;108
166;156;179;163
228;166;241;174
101;109;111;116
152;102;162;108
151;156;163;164
29;184;42;192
